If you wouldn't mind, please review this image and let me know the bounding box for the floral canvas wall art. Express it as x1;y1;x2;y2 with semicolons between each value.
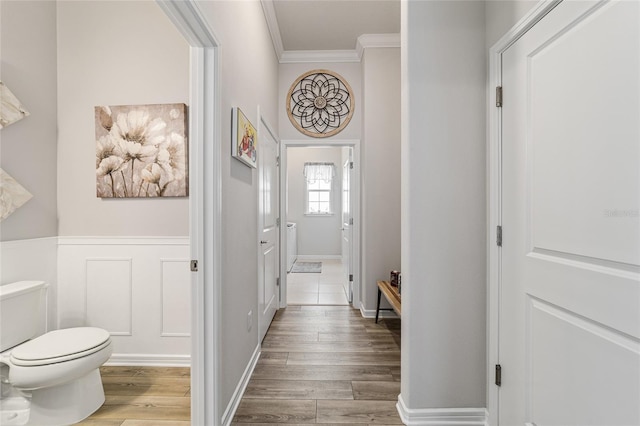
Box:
0;168;33;221
95;103;188;198
0;81;30;129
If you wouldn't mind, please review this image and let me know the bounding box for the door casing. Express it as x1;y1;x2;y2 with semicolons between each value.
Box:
279;139;361;310
488;4;564;421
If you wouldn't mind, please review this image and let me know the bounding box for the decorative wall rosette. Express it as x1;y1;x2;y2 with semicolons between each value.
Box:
286;69;354;138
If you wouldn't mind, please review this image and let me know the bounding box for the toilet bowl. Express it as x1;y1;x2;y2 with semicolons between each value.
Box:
0;282;113;426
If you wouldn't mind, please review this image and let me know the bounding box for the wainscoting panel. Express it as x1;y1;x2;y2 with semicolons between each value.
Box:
161;259;191;337
58;237;190;365
86;258;132;335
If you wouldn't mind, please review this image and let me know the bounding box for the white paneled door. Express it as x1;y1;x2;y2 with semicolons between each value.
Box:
341;149;353;303
499;1;640;424
258;118;280;343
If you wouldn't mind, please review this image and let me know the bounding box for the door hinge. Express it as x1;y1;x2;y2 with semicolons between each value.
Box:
349;218;354;225
496;86;503;108
349;161;354;169
276;217;280;226
190;260;199;272
496;225;502;247
276;277;280;287
276;156;280;167
495;364;502;386
349;274;353;282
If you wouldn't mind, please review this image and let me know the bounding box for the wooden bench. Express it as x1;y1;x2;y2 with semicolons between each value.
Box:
376;280;401;323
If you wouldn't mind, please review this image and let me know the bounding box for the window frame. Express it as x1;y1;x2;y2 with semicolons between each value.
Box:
303;163;335;216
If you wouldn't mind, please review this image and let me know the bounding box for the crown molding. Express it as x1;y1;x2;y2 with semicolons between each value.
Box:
356;33;401;58
261;0;284;60
261;0;400;64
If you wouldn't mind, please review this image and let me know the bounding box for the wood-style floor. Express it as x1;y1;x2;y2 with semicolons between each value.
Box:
232;305;402;424
75;366;190;426
77;305;401;425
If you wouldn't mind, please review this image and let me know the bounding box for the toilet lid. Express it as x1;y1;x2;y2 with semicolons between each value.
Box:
10;327;110;365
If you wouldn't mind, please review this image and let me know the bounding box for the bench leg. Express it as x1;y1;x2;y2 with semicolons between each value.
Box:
376;287;382;323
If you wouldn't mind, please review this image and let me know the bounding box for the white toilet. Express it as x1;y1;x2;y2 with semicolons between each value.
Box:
0;281;112;426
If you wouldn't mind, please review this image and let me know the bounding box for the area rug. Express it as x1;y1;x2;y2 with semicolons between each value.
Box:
291;261;322;273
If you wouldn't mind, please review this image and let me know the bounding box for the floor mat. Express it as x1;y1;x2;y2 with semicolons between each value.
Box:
291;261;322;273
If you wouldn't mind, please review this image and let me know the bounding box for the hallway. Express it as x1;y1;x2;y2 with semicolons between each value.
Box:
232;305;401;424
287;259;349;305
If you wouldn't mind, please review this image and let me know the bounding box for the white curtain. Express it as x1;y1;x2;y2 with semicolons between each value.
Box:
303;162;335;184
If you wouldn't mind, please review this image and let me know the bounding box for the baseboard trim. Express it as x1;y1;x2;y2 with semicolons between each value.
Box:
360;303;399;320
397;395;488;425
221;344;261;426
105;353;190;367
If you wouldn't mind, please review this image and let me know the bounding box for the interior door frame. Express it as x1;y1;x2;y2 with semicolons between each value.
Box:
157;1;221;424
279;139;361;309
487;1;563;424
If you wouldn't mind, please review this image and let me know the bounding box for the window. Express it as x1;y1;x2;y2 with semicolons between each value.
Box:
304;162;335;215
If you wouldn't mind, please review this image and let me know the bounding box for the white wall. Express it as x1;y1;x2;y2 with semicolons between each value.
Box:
195;1;280;419
400;0;487;416
360;47;401;313
55;1;191;362
287;147;342;257
0;0;58;241
56;0;189;237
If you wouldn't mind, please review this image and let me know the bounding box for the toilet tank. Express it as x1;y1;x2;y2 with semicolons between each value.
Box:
0;281;48;352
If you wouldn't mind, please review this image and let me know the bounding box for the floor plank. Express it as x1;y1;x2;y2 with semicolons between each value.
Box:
88;395;189;421
316;400;403;424
261;341;400;353
251;365;395;382
121;421;190;426
244;379;354;400
258;352;289;365
286;352;400;366
232;399;317;423
351;381;401;400
101;376;190;397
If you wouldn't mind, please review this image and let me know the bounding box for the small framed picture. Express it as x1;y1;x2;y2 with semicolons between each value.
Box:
232;107;257;168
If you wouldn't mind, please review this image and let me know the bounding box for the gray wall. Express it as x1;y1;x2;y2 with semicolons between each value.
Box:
0;0;58;242
400;0;537;413
287;147;343;257
485;1;538;48
56;0;190;237
360;47;401;312
195;1;280;417
401;0;487;410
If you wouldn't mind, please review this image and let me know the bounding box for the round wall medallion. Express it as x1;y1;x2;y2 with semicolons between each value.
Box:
286;69;355;138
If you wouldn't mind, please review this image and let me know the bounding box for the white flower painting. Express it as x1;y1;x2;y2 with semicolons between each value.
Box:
0;81;30;129
0;168;33;221
95;103;188;198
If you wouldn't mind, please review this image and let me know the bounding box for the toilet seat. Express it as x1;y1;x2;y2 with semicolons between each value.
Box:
10;327;111;367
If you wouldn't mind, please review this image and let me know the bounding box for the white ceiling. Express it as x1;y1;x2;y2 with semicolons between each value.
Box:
267;0;400;52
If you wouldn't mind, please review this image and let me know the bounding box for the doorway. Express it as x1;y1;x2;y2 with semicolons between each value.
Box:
280;141;361;309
